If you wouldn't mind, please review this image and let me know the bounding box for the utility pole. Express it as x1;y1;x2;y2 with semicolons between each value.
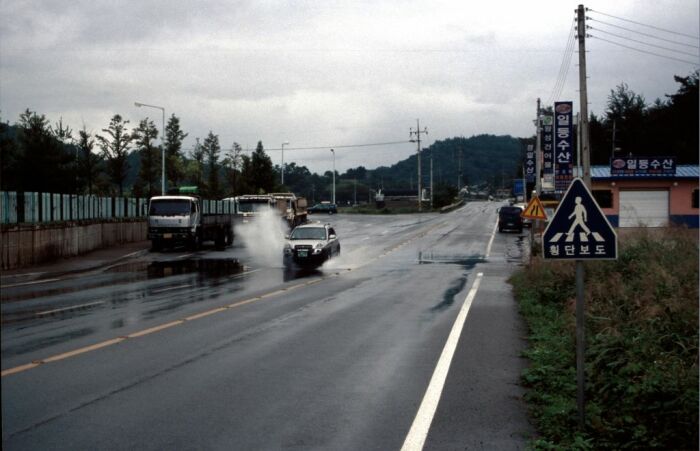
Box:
330;149;336;204
353;178;357;205
535;98;542;195
577;4;591;188
458;147;463;191
576;113;582;177
611;119;617;161
430;150;434;210
410;119;428;212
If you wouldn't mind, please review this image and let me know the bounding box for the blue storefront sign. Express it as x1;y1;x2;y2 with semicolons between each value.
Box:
541;114;554;191
554;102;573;193
513;179;525;196
524;144;535;183
610;156;676;177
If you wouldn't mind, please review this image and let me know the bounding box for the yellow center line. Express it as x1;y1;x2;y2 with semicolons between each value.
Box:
126;320;186;338
41;337;127;363
2;221;444;378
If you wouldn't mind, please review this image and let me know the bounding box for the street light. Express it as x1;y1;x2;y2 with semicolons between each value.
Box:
281;141;290;185
330;148;335;204
134;102;166;195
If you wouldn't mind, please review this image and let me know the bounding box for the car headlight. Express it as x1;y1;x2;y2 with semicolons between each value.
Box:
313;243;324;254
283;242;292;254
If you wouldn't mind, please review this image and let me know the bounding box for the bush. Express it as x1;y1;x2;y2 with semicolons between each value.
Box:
512;228;699;450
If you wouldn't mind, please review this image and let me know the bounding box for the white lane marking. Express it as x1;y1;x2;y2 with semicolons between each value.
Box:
151;284;192;294
36;301;105;316
485;219;498;258
401;272;484;451
2;278;61;288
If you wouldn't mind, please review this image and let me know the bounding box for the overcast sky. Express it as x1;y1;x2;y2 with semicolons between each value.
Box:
1;0;698;174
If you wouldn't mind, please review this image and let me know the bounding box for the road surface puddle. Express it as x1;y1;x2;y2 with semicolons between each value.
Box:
417;252;486;267
146;258;243;278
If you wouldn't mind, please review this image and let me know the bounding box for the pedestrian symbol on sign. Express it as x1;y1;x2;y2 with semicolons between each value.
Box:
567;197;590;236
543;178;617;260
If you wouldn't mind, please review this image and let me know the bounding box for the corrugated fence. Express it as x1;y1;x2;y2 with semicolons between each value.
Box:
1;191;234;224
1;191;235;269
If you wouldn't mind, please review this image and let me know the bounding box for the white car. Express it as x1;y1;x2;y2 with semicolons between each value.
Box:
283;222;340;268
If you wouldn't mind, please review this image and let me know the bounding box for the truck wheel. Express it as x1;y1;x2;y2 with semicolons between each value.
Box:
188;234;201;251
215;229;225;250
226;227;233;246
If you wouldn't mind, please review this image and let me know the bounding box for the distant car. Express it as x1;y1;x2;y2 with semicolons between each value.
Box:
307;203;338;214
283;222;340;268
498;206;523;233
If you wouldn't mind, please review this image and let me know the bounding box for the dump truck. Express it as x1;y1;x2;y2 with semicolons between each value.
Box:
234;192;308;229
147;187;234;251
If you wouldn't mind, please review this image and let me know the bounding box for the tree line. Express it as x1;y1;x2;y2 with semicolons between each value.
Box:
0;110;498;208
4;73;693;206
589;72;698;164
0;111;324;200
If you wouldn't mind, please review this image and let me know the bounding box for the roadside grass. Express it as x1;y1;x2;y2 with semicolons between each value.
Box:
510;228;699;450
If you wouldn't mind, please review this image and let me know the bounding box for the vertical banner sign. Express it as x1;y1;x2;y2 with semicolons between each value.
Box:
554;102;573;194
525;144;536;183
541;114;554;191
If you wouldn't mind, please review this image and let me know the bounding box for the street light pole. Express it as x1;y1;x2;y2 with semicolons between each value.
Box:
134;102;166;195
281;141;289;185
330;149;336;204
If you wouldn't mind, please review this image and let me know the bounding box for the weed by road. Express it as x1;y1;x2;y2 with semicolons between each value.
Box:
511;228;698;450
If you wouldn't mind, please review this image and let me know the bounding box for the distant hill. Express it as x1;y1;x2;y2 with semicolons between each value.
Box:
363;134;526;191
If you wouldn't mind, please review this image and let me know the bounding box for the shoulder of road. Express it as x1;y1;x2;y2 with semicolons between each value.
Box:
1;240;151;286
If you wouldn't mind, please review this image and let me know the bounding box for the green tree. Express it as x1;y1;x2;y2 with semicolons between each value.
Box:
665;71;699;163
281;162;313;198
132;118;160;198
15;109;73;193
222;141;243;196
432;182;458;208
76;127;103;195
164;114;188;190
589;73;699;164
248;141;275;194
187;137;206;190
96;114;133;196
202;131;221;197
238;153;253;194
605;82;647;155
51;117;73;144
0;118;20;190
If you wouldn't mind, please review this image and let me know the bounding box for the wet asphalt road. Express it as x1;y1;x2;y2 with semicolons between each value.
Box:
1;201;533;450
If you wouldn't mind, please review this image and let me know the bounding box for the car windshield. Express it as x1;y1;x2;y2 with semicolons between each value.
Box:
290;227;327;240
500;207;522;215
149;199;192;216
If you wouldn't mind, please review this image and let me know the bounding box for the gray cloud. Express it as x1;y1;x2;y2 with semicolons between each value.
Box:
2;0;698;174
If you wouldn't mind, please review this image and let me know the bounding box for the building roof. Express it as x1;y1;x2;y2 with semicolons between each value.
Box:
591;164;699;180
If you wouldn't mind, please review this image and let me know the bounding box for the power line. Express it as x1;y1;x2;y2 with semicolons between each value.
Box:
588;17;700;49
588;26;700;58
587;8;700;40
589;34;700;66
547;20;577;105
264;140;412;152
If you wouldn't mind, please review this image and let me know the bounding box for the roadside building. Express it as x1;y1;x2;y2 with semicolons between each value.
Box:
590;163;698;228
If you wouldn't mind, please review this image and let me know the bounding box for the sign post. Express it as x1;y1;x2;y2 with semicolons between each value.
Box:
542;178;618;430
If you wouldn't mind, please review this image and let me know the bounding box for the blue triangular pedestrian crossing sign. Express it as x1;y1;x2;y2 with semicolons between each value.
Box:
543;178;617;260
